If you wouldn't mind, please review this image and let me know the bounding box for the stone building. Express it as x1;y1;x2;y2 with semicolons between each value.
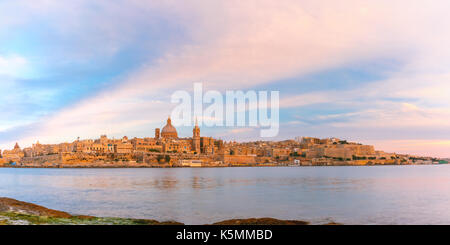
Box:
131;138;162;152
193;118;201;154
200;137;215;155
2;143;25;162
160;117;178;139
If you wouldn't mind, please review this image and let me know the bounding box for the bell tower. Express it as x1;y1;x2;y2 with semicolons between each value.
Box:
193;118;200;154
155;128;160;139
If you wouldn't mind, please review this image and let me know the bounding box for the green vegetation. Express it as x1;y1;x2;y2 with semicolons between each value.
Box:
0;197;337;226
156;155;164;163
332;157;344;161
352;155;367;160
0;212;181;225
290;152;300;157
0;211;334;225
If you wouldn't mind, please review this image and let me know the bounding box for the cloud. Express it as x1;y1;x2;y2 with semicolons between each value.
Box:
0;0;187;64
280;91;337;108
1;0;450;157
0;54;27;77
365;139;450;158
229;128;255;134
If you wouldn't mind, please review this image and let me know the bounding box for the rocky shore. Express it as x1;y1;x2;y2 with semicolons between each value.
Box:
0;197;340;225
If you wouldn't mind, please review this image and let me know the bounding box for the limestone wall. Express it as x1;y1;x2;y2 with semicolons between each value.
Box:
222;155;257;164
21;154;62;165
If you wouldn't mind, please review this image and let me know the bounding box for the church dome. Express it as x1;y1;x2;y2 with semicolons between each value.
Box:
161;117;178;138
162;124;177;134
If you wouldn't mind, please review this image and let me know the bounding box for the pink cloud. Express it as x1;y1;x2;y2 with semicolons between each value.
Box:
2;0;450;157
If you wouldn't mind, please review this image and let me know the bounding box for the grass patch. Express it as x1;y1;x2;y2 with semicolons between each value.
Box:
0;212;182;225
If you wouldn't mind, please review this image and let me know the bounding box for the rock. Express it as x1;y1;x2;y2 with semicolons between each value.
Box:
0;197;185;225
0;197;72;218
324;222;342;225
73;215;96;220
1;197;338;225
211;217;309;225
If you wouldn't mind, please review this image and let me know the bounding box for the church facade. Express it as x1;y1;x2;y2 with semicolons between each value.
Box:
152;117;214;155
1;117;222;165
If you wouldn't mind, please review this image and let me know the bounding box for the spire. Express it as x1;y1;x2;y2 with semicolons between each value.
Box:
193;116;200;138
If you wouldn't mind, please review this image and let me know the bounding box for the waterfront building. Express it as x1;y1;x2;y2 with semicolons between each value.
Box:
200;137;215;155
1;118;426;167
180;159;203;167
131;138;162;152
2;143;25;162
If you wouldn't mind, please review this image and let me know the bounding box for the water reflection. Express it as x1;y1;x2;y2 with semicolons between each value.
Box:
1;165;450;224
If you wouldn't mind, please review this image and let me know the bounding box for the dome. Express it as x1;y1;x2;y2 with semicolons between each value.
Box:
162;124;177;134
161;117;178;138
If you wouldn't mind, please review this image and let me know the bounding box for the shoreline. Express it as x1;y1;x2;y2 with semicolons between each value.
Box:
0;163;444;169
0;197;340;225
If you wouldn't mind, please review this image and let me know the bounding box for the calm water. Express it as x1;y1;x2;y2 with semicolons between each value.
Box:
1;165;450;224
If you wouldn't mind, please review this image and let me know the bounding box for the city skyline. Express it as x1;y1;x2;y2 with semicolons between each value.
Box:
1;117;445;161
1;1;450;158
5;116;442;169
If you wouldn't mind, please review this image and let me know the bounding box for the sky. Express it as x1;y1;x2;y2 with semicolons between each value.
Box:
0;0;450;157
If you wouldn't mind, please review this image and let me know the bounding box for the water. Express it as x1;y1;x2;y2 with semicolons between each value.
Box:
1;165;450;225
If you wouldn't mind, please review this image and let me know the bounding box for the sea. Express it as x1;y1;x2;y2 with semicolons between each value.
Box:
1;165;449;224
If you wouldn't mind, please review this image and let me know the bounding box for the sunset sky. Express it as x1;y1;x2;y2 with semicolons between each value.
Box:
1;0;450;157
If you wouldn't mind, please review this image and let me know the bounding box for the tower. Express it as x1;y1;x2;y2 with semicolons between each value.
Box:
155;128;160;139
193;118;200;154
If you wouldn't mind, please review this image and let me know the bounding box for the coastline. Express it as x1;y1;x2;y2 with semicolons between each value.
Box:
2;137;446;169
0;197;339;225
0;162;442;169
